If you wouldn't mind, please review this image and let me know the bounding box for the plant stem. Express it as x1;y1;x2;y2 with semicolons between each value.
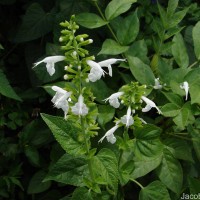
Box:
166;132;192;141
93;1;120;44
188;60;199;68
130;179;144;189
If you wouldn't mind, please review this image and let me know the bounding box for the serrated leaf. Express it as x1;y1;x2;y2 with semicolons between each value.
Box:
172;33;189;68
161;103;181;117
167;0;178;17
156;148;183;194
98;39;129;55
193;21;200;60
128;56;155;85
139;181;171;200
105;0;137;21
28;171;51;194
41;113;86;156
116;11;139;45
45;153;88;186
15;3;54;42
92;148;118;195
0;69;22;101
76;13;108;29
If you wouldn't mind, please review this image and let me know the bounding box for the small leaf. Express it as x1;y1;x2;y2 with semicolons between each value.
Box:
167;0;178;17
105;0;137;21
76;13;108;29
0;69;22;101
172;33;189;68
139;181;171;200
128;56;155;85
45;153;88;186
98;39;129;55
24;145;40;167
15;3;54;42
28;171;51;194
41;113;86;156
156;148;183;194
117;11;139;45
193;21;200;60
72;187;93;200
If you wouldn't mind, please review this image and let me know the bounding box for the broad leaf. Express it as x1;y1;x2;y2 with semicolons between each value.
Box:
0;69;22;101
139;181;170;200
28;171;51;194
167;0;178;17
161;103;181;117
117;11;139;45
156;148;183;194
193;21;200;60
76;13;108;29
44;153;88;186
98;39;129;55
15;3;54;42
172;33;189;68
41;113;86;156
131;155;162;179
188;177;200;194
92;148;118;195
185;68;200;104
105;0;137;21
128;56;155;85
162;92;183;107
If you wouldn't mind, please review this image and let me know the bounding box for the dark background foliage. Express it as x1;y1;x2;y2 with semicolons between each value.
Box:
0;0;200;199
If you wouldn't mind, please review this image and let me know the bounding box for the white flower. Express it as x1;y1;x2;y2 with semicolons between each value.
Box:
71;94;88;116
141;96;162;114
87;60;105;82
121;106;134;127
104;92;124;108
153;78;162;90
33;56;65;76
51;86;71;118
98;124;119;144
87;58;125;82
180;81;189;100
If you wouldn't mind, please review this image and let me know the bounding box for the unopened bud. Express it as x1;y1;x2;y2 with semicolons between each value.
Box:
64;75;68;80
64;66;68;70
78;66;81;70
59;37;63;42
85;78;89;83
89;39;93;43
72;51;77;56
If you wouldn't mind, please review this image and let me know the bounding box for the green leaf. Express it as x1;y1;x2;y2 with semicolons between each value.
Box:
133;125;163;159
131;155;162;179
193;21;200;60
76;13;108;29
15;3;54;42
41;113;86;156
116;11;139;45
24;145;40;167
92;148;118;195
125;40;149;64
98;39;129;55
72;187;93;200
139;181;171;200
167;0;178;17
163;138;193;162
173;102;195;130
161;103;181;117
97;105;115;127
172;33;189;68
45;153;88;186
185;68;200;104
105;0;137;21
28;171;51;194
188;125;200;161
0;69;22;101
156;148;183;194
162;92;183;107
188;177;200;194
128;56;155;85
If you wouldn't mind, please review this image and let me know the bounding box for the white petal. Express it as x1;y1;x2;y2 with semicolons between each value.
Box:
142;104;152;112
180;81;189;100
98;58;126;67
106;134;116;144
43;56;65;63
46;62;55;76
71;95;88;116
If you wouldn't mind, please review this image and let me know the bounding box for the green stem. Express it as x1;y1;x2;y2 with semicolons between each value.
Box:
130;179;144;189
188;60;199;68
94;1;120;44
166;132;192;141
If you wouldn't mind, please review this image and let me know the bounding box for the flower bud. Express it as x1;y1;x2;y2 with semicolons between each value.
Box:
64;74;68;80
